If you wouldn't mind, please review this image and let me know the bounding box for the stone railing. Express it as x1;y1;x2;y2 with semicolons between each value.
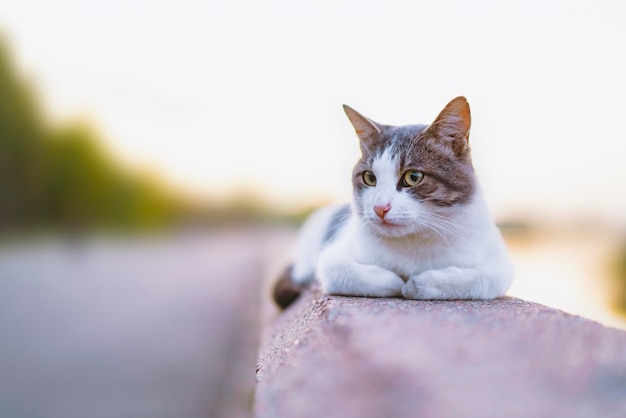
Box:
255;286;626;418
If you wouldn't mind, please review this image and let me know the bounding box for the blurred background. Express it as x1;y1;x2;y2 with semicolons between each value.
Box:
0;1;625;417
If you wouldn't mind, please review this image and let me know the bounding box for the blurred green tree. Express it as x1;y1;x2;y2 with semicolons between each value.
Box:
0;38;48;228
0;38;183;233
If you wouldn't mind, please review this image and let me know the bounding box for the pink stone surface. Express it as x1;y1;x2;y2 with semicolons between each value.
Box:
255;286;626;418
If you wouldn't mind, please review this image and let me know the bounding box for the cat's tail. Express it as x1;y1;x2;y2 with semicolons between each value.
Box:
272;264;304;309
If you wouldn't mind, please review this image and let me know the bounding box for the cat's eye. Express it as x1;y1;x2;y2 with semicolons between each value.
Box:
362;171;377;187
402;170;424;187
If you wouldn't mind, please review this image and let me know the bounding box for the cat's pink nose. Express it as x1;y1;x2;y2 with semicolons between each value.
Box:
374;203;391;219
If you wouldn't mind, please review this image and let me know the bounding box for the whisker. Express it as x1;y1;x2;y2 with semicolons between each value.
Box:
417;213;467;243
424;212;470;232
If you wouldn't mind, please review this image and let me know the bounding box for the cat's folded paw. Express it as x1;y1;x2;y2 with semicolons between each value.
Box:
402;269;457;300
373;270;405;297
321;264;404;298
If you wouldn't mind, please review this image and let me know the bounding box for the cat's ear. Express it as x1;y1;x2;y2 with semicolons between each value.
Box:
428;96;471;155
343;105;382;151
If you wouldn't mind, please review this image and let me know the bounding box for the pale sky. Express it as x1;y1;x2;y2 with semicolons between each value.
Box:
1;0;625;222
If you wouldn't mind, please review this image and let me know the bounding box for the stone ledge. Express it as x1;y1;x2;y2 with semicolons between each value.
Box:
255;287;626;418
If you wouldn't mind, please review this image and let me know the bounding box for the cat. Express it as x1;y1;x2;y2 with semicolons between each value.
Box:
273;97;514;308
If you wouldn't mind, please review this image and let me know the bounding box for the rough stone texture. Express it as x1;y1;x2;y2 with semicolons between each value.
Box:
255;286;626;418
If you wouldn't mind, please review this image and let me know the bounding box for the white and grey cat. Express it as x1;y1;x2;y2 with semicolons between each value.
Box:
273;97;513;307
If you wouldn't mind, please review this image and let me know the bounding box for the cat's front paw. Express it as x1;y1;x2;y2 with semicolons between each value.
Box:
320;264;405;298
402;268;462;300
370;269;406;297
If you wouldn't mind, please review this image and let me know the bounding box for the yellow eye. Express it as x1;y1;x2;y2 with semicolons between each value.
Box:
402;170;424;187
362;171;377;186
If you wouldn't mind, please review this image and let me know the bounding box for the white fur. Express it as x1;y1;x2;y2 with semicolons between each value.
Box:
292;153;514;300
292;204;346;285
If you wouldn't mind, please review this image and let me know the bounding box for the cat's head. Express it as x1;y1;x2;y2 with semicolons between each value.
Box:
344;97;476;239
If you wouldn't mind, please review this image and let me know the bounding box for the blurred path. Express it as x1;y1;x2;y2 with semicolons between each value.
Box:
0;228;294;418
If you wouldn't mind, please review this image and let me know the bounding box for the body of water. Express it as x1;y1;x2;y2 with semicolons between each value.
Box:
505;226;626;331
